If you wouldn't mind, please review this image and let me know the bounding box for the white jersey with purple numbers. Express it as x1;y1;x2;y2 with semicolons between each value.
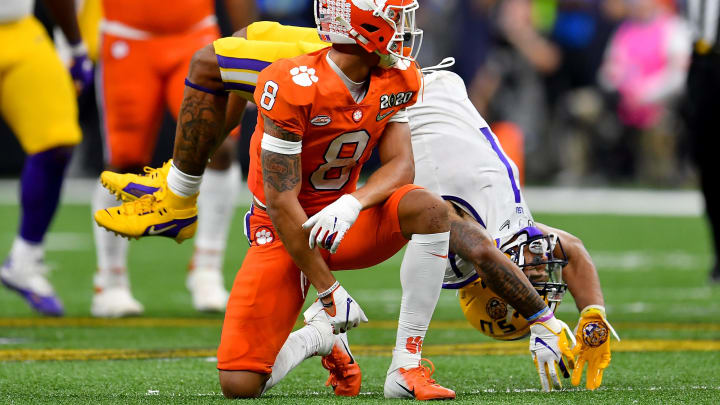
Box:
408;70;534;289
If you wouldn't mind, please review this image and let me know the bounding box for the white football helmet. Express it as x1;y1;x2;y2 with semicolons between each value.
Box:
459;226;569;341
314;0;423;67
499;226;568;311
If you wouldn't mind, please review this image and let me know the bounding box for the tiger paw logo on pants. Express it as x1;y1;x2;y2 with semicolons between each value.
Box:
405;336;423;354
582;321;609;347
255;227;274;245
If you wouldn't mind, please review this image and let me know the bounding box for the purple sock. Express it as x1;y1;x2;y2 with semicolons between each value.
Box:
18;146;73;243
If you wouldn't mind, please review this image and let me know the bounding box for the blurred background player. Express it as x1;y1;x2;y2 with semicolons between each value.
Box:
90;0;255;317
599;0;691;184
408;70;618;391
0;0;93;316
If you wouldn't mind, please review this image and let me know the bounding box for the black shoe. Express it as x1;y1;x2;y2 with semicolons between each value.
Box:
711;263;720;284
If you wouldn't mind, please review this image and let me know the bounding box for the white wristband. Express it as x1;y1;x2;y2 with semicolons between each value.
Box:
317;281;340;299
261;133;302;154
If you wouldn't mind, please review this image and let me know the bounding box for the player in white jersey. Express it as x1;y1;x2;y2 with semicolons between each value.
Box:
407;70;619;391
410;70;533;288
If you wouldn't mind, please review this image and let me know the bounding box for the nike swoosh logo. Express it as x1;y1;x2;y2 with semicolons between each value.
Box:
534;337;559;358
376;109;395;121
340;339;355;364
396;381;415;397
430;253;448;259
147;224;177;235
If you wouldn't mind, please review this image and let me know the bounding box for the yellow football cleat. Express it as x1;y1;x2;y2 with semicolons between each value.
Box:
94;186;198;243
101;161;171;202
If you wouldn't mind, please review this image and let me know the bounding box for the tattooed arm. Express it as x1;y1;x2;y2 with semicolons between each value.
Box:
536;223;604;311
447;203;547;317
261;115;337;292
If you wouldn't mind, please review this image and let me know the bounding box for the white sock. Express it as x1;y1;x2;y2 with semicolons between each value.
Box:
92;181;129;289
193;165;240;270
388;231;450;374
263;325;325;393
167;162;202;197
9;236;43;264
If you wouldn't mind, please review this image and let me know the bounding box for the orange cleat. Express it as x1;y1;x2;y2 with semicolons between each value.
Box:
321;341;361;397
384;358;456;400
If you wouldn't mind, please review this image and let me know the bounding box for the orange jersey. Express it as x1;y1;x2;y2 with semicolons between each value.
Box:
102;0;215;34
248;48;422;215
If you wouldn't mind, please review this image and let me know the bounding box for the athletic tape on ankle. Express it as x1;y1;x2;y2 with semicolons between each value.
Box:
261;134;302;154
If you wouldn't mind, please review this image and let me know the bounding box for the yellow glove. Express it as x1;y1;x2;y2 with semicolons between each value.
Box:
571;305;620;390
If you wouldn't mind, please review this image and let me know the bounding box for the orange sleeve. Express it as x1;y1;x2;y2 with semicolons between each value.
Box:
253;61;310;136
404;64;422;108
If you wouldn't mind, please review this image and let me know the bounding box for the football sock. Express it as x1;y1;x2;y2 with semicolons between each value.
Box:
8;236;43;265
92;181;129;289
388;231;450;373
193;165;240;270
167;162;202;198
263;325;325;393
18;146;72;243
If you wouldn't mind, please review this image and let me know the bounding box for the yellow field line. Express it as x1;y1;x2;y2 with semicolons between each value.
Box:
1;340;719;361
0;318;719;331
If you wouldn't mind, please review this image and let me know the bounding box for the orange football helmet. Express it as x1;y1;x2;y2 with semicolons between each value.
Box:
314;0;423;67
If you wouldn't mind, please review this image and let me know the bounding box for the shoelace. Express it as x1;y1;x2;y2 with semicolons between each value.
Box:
119;194;157;215
325;350;351;374
141;160;171;179
416;358;437;384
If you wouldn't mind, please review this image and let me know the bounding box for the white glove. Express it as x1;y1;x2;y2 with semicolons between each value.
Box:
529;315;577;392
303;284;368;334
302;194;362;254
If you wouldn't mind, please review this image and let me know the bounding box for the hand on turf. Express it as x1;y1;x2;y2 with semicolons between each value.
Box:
302;194;362;254
303;284;368;334
529;315;576;392
69;41;93;95
571;306;620;390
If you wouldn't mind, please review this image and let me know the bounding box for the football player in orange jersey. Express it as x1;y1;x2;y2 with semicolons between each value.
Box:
96;0;457;400
90;0;256;317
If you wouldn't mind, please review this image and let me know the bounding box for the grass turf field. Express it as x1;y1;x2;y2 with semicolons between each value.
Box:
1;202;719;403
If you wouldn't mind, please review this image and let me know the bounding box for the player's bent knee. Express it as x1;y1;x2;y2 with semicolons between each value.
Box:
187;44;223;90
218;370;269;399
398;189;450;237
